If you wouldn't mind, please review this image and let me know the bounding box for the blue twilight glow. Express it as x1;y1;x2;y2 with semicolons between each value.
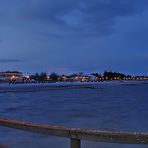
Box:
0;0;148;74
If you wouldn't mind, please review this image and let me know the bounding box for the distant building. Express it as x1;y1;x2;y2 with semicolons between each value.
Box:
69;74;82;82
58;75;69;82
0;71;23;81
81;76;90;82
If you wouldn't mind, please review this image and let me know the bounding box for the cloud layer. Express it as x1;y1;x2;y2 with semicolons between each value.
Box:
0;0;148;74
21;0;148;36
1;0;148;36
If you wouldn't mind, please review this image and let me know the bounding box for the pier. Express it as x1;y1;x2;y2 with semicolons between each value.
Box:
0;118;148;148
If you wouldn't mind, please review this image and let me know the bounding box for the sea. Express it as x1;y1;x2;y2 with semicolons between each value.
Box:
0;83;148;148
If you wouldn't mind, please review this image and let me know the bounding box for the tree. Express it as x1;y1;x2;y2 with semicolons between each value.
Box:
30;73;40;81
91;73;101;77
50;73;59;81
40;72;47;81
30;72;47;81
103;71;125;80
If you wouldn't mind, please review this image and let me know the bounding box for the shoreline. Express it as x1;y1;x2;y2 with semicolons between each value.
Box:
0;81;148;93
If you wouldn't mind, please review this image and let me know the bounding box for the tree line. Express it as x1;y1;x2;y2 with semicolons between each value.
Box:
27;71;134;82
29;72;59;81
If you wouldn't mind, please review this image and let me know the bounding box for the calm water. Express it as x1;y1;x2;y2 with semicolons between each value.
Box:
0;83;148;148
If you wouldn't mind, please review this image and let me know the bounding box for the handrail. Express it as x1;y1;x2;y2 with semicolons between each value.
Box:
0;118;148;148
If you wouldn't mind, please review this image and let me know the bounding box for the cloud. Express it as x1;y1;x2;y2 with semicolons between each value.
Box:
1;0;148;37
20;0;148;36
0;0;148;73
0;59;21;63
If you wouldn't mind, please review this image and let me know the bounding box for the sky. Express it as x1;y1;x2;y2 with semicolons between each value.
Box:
0;0;148;75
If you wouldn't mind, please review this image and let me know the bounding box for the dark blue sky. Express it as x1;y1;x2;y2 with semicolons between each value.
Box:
0;0;148;74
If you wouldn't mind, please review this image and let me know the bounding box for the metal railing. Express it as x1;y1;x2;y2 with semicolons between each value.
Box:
0;118;148;148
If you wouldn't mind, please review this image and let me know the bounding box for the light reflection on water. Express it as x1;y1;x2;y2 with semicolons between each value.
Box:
0;83;148;148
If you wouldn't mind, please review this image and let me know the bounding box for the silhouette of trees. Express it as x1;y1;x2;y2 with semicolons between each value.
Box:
91;73;101;78
103;71;125;80
30;72;47;81
29;72;59;82
40;72;47;81
50;73;59;81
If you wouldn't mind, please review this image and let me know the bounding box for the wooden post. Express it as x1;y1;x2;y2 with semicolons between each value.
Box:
70;138;81;148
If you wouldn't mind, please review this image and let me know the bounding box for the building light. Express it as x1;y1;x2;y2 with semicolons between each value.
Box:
47;76;50;79
11;76;16;80
62;76;67;79
26;76;30;79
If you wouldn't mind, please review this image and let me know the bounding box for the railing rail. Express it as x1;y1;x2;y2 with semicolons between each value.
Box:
0;118;148;148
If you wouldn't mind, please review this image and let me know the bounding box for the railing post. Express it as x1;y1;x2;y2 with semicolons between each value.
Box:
70;138;81;148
